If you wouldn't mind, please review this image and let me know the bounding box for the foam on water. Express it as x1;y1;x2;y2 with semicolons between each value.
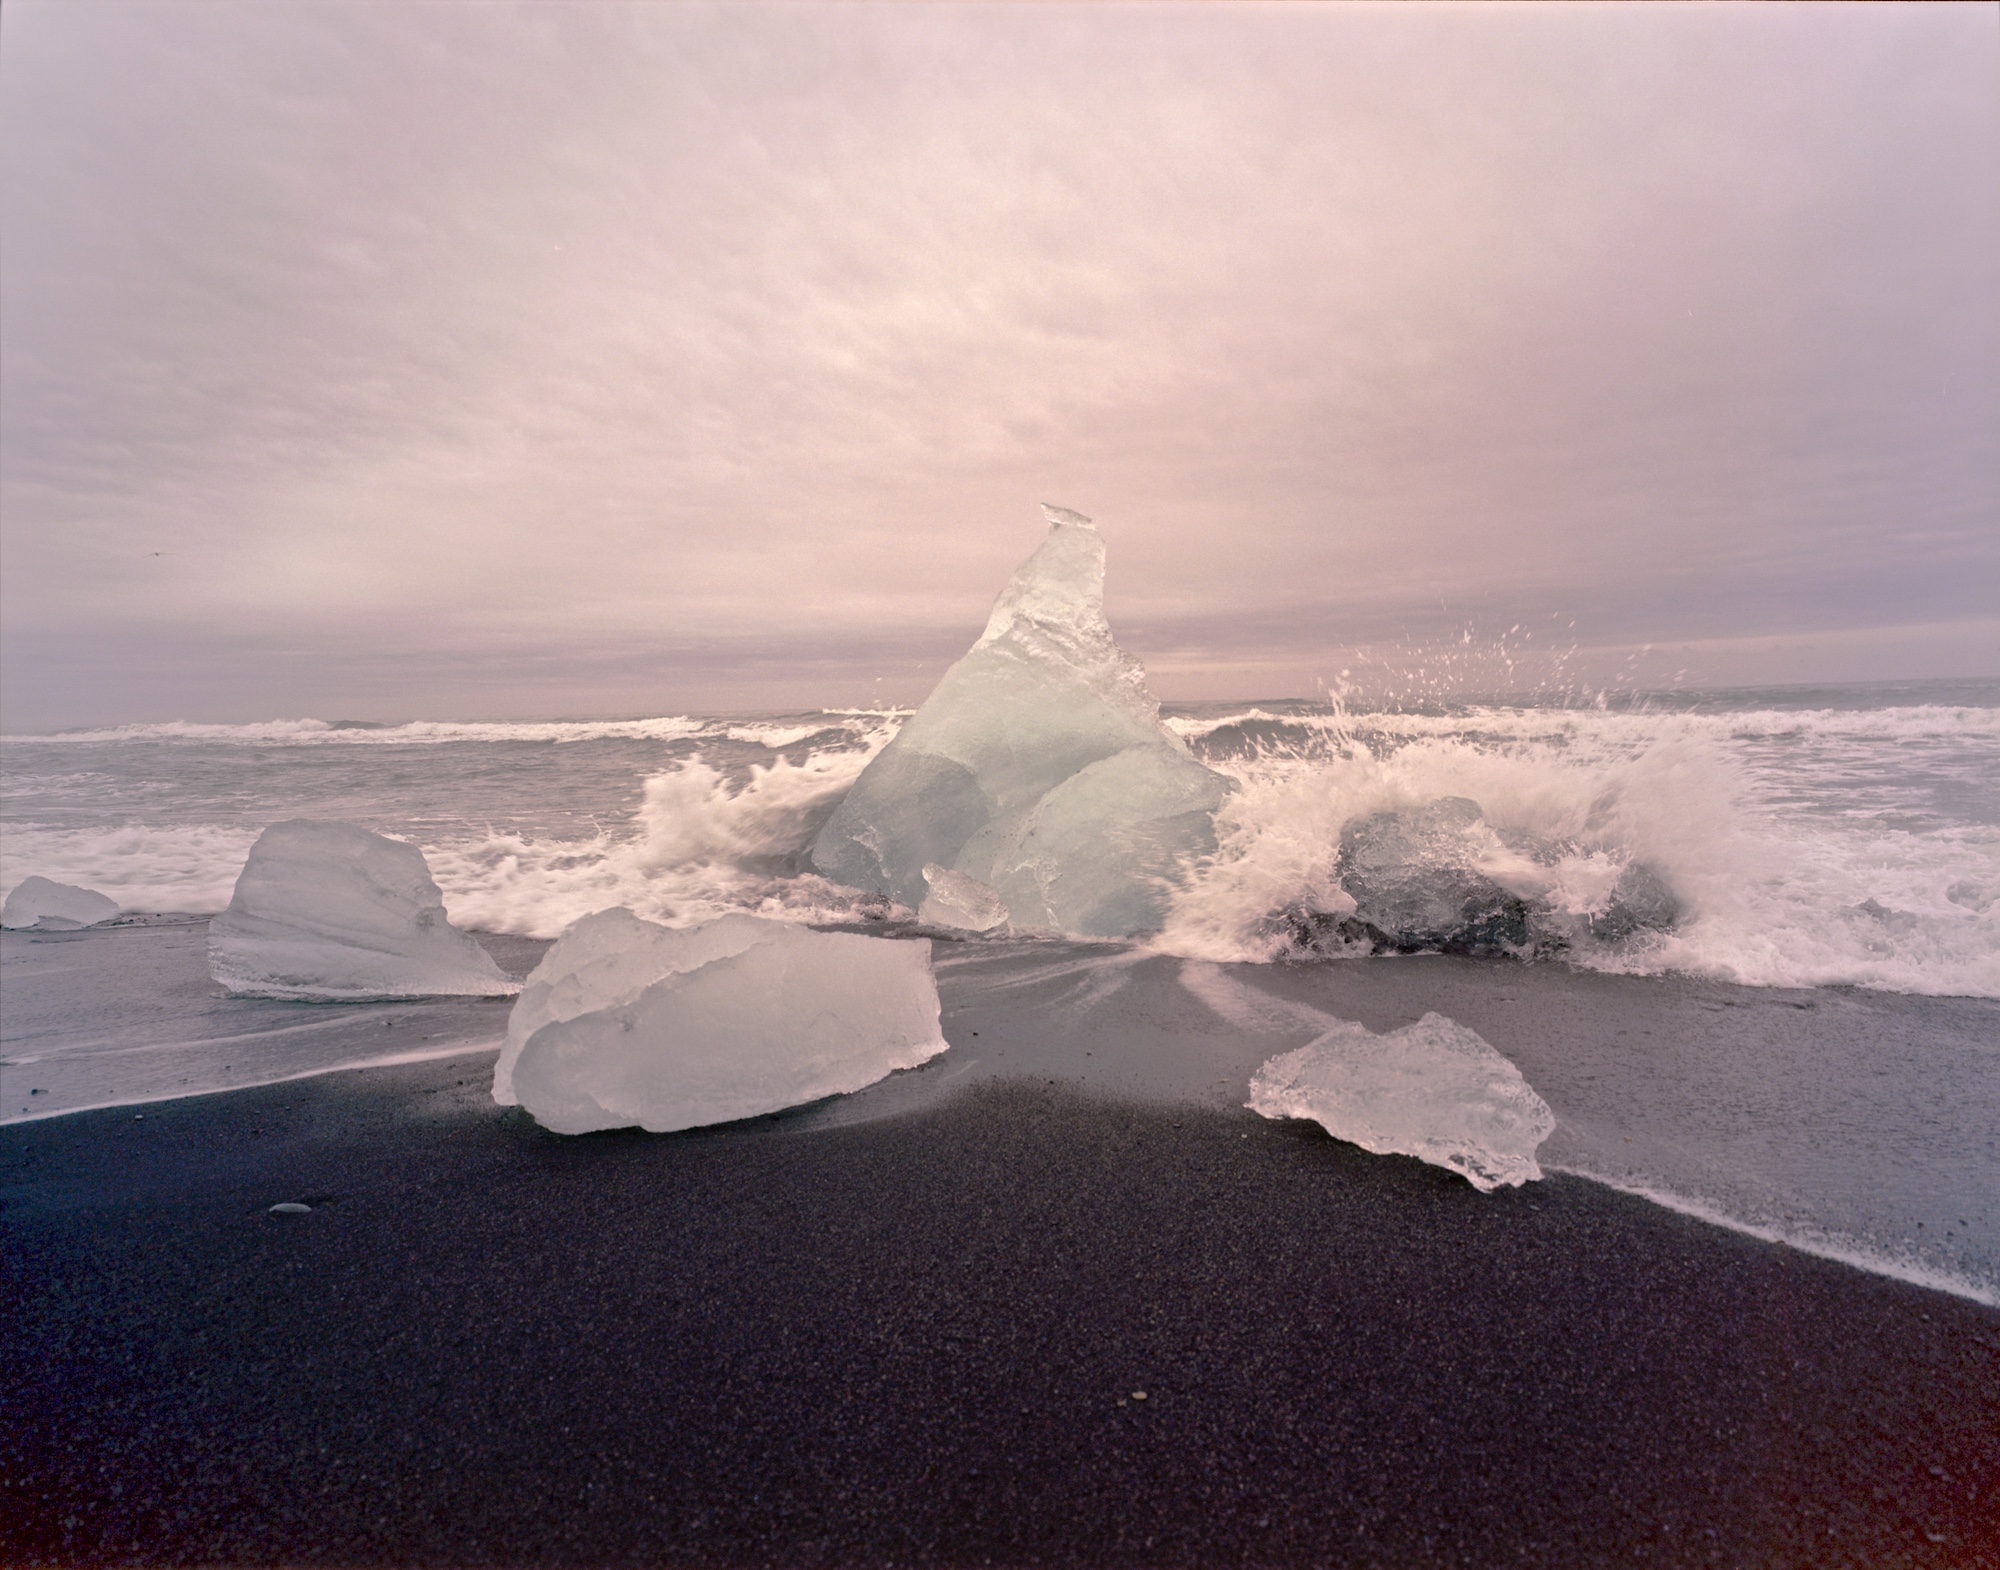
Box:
0;821;262;915
1;716;714;747
3;692;1995;996
1157;699;2000;998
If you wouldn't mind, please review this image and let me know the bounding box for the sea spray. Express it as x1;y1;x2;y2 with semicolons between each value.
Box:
432;733;901;938
1154;700;1999;996
3;692;1994;996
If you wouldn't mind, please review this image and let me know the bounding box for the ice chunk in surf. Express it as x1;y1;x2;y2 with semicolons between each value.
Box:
2;876;120;931
811;505;1230;938
1247;1012;1555;1191
917;864;1009;933
499;909;948;1135
207;820;514;1000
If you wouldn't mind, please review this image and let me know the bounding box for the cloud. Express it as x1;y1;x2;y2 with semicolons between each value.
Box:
3;2;1994;727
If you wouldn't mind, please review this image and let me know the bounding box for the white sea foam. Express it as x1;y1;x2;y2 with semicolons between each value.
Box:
429;737;899;938
1564;1174;1998;1308
1156;703;2000;997
2;715;713;747
723;722;844;748
1161;708;1310;741
0;821;261;915
3;697;1993;995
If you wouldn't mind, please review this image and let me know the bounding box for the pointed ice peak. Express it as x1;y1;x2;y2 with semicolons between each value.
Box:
1040;502;1094;529
977;512;1109;649
809;507;1231;936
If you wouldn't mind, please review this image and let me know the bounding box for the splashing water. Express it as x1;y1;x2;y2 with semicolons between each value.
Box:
1157;696;1998;996
2;688;1995;995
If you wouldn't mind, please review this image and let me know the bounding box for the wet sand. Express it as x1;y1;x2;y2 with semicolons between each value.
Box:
5;1047;1997;1568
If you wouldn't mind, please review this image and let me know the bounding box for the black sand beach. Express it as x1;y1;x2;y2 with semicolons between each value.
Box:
5;1041;1997;1568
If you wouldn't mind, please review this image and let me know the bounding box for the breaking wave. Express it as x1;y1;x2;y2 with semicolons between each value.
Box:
3;696;1994;996
0;711;911;748
1155;700;1999;998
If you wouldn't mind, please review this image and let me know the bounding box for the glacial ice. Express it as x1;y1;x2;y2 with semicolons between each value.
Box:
1;876;120;931
1321;796;1678;955
1583;861;1681;942
207;820;515;1000
811;505;1231;938
1247;1012;1556;1191
918;864;1009;933
499;910;949;1134
493;907;768;1105
1335;798;1532;953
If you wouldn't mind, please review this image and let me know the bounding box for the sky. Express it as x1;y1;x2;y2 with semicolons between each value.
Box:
2;1;1995;729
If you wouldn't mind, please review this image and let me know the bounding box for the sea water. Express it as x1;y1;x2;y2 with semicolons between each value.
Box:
3;681;1996;1298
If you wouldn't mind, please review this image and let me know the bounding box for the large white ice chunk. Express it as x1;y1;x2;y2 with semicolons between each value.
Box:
208;820;514;1000
501;910;949;1134
493;907;769;1104
2;876;121;931
811;506;1231;938
1247;1012;1556;1191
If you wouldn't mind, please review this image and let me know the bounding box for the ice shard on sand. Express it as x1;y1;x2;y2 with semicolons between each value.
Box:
1248;1012;1556;1191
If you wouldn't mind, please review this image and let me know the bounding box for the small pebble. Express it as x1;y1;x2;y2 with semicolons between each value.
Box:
1130;1390;1147;1401
269;1202;312;1215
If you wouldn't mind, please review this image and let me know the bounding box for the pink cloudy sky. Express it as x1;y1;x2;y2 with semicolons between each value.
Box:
2;2;1994;728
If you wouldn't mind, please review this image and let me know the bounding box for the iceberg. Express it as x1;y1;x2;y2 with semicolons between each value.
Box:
811;506;1231;938
498;909;948;1134
207;820;514;1000
1;877;121;931
1248;1012;1555;1191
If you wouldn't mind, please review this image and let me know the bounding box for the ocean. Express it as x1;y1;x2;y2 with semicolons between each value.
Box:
3;679;1997;1301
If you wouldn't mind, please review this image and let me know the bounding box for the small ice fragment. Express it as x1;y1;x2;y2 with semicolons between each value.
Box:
917;864;1009;933
269;1202;312;1214
207;821;514;1001
2;876;120;931
1247;1012;1555;1191
501;910;948;1135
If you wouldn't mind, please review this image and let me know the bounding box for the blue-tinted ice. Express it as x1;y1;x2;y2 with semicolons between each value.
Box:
811;508;1231;937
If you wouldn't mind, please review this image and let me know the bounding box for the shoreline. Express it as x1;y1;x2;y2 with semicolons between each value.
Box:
9;1030;1997;1309
5;1056;1997;1567
7;918;1998;1305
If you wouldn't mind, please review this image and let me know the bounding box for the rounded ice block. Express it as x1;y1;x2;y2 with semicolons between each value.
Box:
207;820;514;1000
502;910;948;1134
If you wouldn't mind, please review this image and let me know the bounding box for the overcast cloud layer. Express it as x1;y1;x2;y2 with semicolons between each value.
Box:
3;2;1994;728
